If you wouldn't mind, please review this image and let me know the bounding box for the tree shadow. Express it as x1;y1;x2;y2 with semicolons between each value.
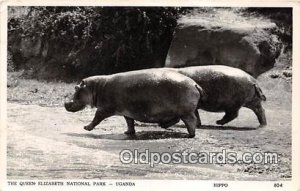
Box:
174;124;258;131
199;125;258;131
65;130;189;141
65;124;258;141
134;122;259;131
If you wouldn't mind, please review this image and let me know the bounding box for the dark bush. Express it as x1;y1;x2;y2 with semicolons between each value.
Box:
8;7;190;80
245;8;292;52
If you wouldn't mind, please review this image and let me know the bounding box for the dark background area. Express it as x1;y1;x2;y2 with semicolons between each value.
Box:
8;7;190;80
7;7;292;81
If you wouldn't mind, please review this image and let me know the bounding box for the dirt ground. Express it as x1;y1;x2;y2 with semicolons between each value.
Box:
7;93;291;180
6;59;292;180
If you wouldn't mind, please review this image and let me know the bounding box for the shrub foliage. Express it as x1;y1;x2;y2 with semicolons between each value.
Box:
8;7;189;79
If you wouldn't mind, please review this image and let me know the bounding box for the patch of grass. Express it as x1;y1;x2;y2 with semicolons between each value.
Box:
181;8;275;31
7;72;76;106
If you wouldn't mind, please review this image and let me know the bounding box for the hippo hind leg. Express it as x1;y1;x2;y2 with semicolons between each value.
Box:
160;118;180;129
216;108;240;125
245;102;267;127
160;110;201;129
180;112;198;138
124;116;136;134
195;109;201;128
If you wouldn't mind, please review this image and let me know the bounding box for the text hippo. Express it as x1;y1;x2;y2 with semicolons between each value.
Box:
65;69;205;138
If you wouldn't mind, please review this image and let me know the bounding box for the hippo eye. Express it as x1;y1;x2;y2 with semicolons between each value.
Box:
75;85;80;91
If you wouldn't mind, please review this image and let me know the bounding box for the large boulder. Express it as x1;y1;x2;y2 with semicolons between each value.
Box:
165;9;282;77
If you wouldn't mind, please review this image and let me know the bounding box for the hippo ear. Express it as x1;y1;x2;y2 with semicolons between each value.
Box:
75;81;86;91
79;80;86;87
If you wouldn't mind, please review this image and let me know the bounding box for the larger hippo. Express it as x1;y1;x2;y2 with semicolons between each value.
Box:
65;69;205;138
162;65;267;128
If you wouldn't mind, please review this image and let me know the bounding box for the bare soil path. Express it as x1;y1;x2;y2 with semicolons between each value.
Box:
7;102;291;180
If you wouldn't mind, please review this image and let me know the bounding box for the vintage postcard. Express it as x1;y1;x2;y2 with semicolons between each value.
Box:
0;0;299;190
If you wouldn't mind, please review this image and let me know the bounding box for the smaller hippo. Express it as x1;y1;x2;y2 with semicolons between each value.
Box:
65;69;205;138
162;65;267;128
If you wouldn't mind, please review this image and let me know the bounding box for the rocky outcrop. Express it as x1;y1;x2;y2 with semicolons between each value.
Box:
8;32;78;80
165;9;282;77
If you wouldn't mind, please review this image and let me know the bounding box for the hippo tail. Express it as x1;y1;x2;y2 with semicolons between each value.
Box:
254;84;266;101
195;84;207;104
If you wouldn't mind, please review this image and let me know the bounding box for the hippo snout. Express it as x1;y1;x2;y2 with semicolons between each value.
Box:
64;101;86;112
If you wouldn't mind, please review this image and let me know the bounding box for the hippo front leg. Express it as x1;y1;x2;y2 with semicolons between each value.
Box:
84;109;112;131
124;117;135;134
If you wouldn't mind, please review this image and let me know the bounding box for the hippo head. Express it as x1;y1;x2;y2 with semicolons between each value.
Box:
64;80;93;112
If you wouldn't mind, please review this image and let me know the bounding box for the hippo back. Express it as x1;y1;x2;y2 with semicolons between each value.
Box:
89;69;201;122
175;65;257;112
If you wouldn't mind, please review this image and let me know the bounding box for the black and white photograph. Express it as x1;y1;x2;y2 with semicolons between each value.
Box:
1;1;299;190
